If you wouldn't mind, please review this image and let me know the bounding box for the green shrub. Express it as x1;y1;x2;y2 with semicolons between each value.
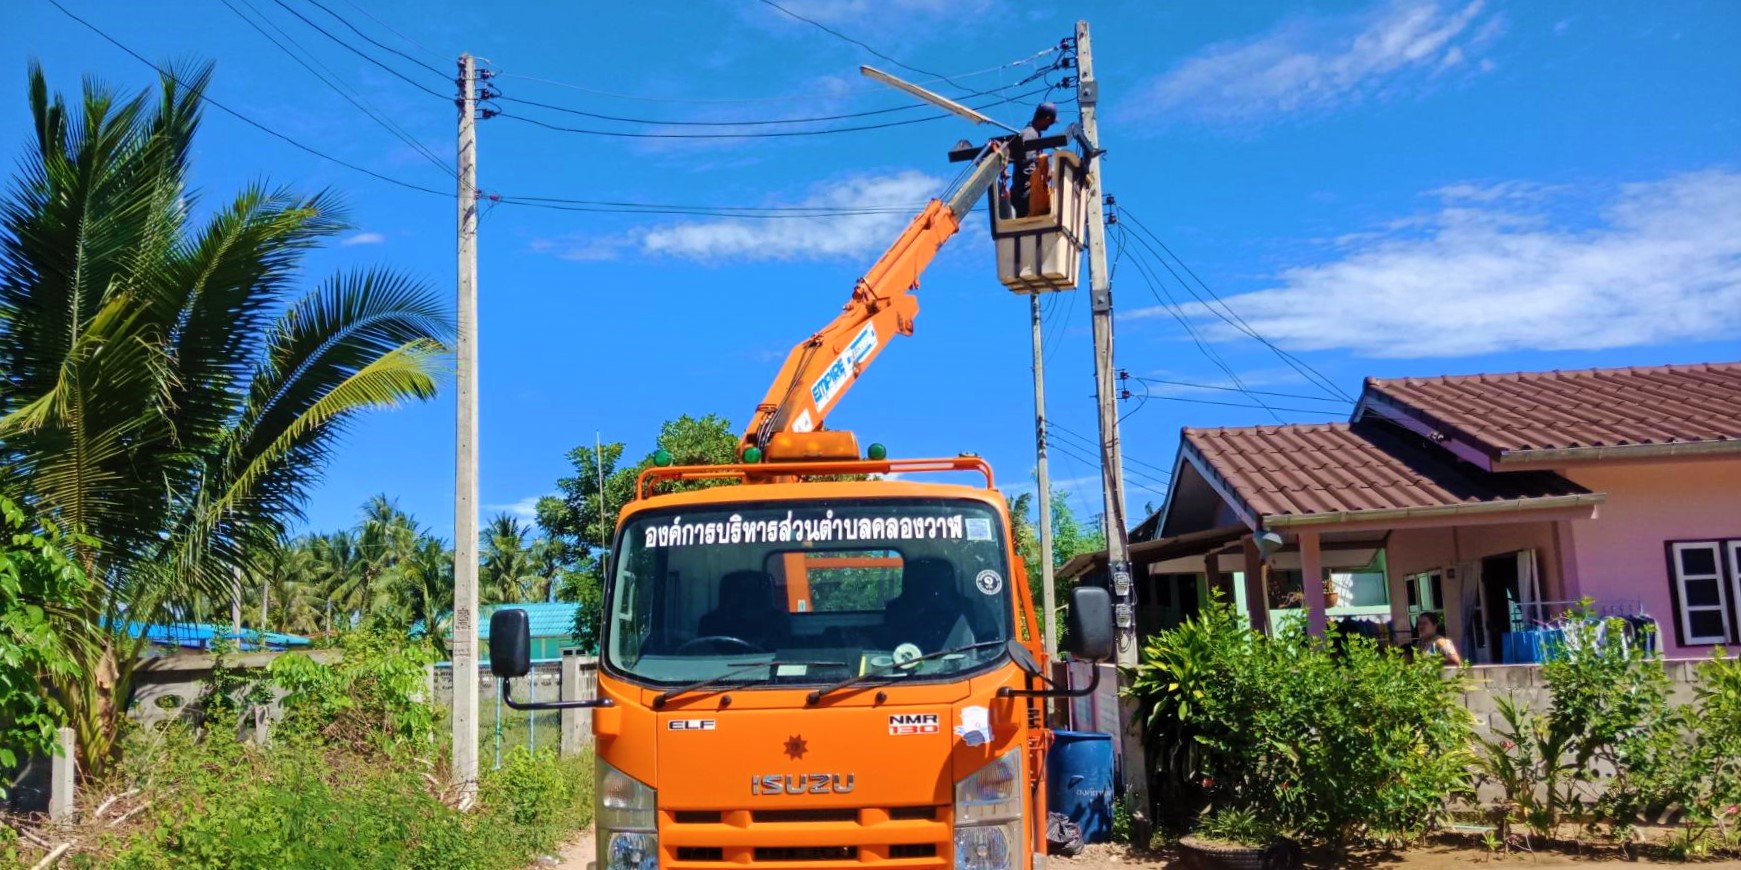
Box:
75;627;594;870
1472;604;1741;857
87;725;593;870
1638;649;1741;858
268;628;438;756
1129;596;1473;851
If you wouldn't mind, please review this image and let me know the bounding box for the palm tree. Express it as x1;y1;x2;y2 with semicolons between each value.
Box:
312;530;369;633
247;540;325;636
481;513;542;604
0;63;452;770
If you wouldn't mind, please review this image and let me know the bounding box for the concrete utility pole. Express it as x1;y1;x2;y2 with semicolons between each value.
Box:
1030;295;1057;663
1076;19;1152;839
451;52;481;801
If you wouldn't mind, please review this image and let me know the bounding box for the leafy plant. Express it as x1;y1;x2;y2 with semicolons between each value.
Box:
1129;596;1473;852
0;63;452;774
268;629;438;756
0;496;90;793
1195;807;1280;847
1473;694;1575;843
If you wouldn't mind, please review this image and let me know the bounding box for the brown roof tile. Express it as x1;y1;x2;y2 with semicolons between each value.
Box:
1182;420;1593;526
1364;362;1741;460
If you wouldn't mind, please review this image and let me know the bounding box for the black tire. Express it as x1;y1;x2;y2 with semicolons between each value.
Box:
1176;835;1302;870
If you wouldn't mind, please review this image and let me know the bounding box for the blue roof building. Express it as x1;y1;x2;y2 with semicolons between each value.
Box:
120;620;312;652
421;601;585;665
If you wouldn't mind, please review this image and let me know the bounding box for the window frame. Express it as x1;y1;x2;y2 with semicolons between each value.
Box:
1664;539;1737;646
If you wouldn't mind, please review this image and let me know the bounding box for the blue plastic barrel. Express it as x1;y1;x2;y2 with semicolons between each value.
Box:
1046;730;1115;843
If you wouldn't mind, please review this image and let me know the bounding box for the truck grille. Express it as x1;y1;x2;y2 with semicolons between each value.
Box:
755;846;855;861
661;806;949;868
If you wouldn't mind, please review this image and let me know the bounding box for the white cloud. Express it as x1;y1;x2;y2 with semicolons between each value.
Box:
1127;0;1503;126
638;171;942;262
341;232;386;246
487;497;542;522
1132;169;1741;358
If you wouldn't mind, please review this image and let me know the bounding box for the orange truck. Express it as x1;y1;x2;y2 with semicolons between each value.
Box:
488;141;1113;870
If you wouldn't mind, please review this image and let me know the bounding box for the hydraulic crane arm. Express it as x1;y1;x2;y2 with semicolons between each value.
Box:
741;146;1007;457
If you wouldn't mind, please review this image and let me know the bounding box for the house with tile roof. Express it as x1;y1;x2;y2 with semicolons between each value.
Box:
1064;361;1741;662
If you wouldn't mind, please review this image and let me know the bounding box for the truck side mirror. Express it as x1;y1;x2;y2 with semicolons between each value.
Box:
488;608;532;679
1065;586;1115;662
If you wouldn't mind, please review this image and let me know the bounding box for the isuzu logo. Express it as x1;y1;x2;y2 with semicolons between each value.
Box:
750;774;856;796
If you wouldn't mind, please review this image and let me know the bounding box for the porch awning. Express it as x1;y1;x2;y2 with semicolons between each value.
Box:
1058;523;1248;581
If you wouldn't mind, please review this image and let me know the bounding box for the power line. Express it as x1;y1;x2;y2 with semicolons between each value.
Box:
45;0;451;197
492;48;1056;106
1118;208;1354;402
495;200;923;219
1046;421;1174;483
1121;381;1347;419
491;53;1062;126
1037;415;1176;483
499;195;917;212
496;89;978;127
754;0;978;95
299;0;447;77
495;85;1051;139
335;0;440;56
1124;375;1353;405
1046;433;1167;502
38;4;967;221
1117;226;1286;424
1047;435;1170;499
268;0;449;100
221;0;453;178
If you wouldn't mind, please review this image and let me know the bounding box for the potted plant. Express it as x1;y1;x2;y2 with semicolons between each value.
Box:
1178;808;1302;870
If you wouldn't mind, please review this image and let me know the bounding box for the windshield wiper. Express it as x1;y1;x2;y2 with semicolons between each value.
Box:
806;640;1006;705
654;659;845;708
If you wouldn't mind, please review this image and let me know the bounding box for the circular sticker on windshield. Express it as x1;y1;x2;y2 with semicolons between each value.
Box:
892;643;923;667
975;569;1003;596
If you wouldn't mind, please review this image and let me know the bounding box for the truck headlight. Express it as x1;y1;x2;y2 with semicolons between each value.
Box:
954;822;1019;870
605;831;658;870
953;747;1022;824
953;747;1023;870
598;758;657;832
597;759;657;869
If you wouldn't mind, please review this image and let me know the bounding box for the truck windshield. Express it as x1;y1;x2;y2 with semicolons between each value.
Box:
603;498;1014;687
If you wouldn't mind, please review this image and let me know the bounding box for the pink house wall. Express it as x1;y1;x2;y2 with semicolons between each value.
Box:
1562;459;1741;659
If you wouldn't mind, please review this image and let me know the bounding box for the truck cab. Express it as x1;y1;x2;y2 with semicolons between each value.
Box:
489;454;1113;870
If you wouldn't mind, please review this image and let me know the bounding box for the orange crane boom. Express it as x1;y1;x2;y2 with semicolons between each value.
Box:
740;146;1006;457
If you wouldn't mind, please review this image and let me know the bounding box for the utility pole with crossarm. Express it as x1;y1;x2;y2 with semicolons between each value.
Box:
1075;19;1153;843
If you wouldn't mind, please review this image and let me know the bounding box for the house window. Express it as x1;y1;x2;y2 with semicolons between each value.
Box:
1668;541;1734;645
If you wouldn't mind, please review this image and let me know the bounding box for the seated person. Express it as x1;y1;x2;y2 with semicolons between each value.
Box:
695;570;784;651
882;557;975;652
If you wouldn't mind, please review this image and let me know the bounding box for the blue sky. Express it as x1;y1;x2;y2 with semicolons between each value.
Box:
8;0;1739;541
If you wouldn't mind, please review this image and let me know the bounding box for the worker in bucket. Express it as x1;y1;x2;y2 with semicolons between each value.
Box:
1009;101;1057;217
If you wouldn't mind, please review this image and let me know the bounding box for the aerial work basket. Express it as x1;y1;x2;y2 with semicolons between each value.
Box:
991;148;1087;294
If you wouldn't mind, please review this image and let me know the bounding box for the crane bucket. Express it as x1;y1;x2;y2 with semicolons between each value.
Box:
992;148;1088;294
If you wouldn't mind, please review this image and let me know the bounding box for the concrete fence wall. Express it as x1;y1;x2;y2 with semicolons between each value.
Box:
1458;660;1710;807
1458;660;1705;735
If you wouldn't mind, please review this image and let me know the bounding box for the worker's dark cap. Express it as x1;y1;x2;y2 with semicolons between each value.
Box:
1035;102;1057;117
